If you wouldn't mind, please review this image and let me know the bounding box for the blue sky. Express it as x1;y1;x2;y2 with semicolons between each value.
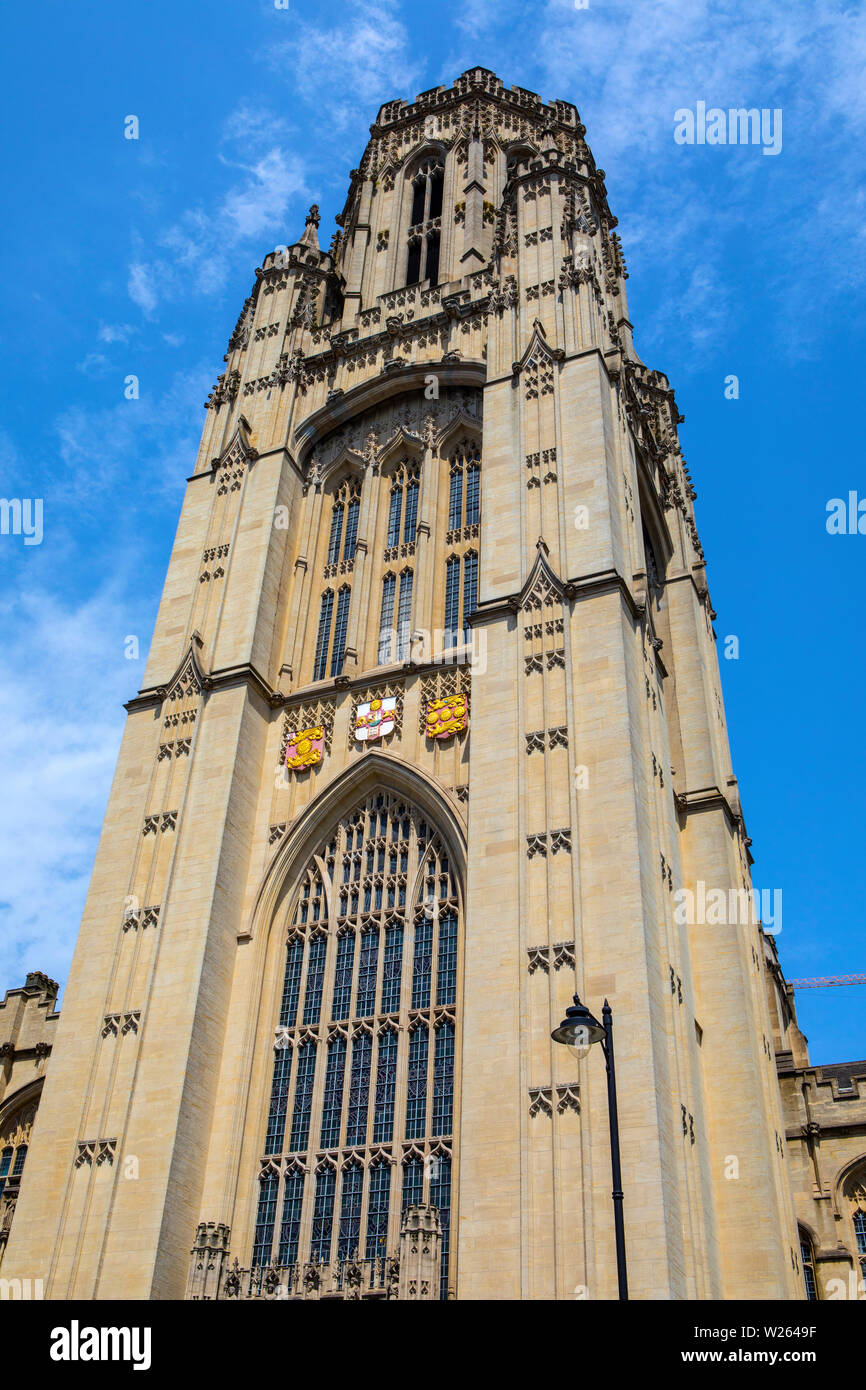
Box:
1;0;864;1063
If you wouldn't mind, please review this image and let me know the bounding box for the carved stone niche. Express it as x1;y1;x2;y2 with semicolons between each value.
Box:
398;1203;441;1301
186;1221;231;1300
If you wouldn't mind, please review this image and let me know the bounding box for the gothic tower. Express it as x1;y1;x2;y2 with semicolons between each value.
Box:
3;68;802;1300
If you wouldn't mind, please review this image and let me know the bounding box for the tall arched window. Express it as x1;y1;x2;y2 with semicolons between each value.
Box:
854;1207;866;1284
253;790;461;1298
443;552;477;650
405;159;444;288
799;1230;818;1300
377;568;413;665
447;441;481;537
385;460;420;555
325;478;361;574
313;584;351;681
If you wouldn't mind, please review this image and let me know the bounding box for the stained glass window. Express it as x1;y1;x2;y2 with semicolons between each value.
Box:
432;1022;455;1137
278;1170;305;1267
252;1168;279;1267
346;1033;372;1146
254;791;462;1282
366;1163;391;1262
321;1036;347;1149
373;1029;399;1143
311;1167;336;1263
338;1165;364;1259
405;1027;428;1140
289;1042;317;1151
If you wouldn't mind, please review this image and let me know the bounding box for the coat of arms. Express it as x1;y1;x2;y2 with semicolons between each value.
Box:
285;726;325;770
425;693;469;741
355;697;397;742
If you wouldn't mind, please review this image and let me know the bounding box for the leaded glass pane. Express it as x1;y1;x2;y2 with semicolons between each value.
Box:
432;1022;455;1137
378;573;396;664
356;931;379;1017
444;556;460;648
303;935;327;1025
405;1028;428;1140
311;1168;335;1263
288;1043;317;1151
278;1170;305;1267
430;1155;452;1300
313;590;334;681
337;1166;364;1259
332;934;355;1020
448;469;462;531
402;1155;424;1212
403;480;418;543
279;937;304;1028
373;1030;399;1143
412;917;432;1009
320;1037;347;1148
265;1046;293;1155
436;910;457;1006
387;487;402;548
343;497;359;561
366;1163;391;1262
381;924;403;1014
252;1170;279;1267
327;503;344;565
346;1034;372;1146
330;587;351;678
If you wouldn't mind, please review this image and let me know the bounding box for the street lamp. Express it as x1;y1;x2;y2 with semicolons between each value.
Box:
552;994;628;1300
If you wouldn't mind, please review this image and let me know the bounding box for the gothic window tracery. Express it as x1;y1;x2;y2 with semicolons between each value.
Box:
253;790;461;1298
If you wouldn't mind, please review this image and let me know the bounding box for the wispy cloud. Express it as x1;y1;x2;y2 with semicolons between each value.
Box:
53;364;212;505
0;583;150;997
126;105;309;315
272;0;425;137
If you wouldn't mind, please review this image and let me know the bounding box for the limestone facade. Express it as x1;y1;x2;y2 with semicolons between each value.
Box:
2;68;861;1301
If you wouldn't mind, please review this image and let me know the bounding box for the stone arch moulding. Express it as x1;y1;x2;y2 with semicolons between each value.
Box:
242;749;468;947
831;1152;866;1220
292;364;486;468
0;1077;44;1142
435;410;482;456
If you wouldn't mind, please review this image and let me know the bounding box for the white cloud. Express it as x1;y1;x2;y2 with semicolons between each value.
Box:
276;0;424;135
0;583;149;997
128;261;159;316
54;364;211;505
126;106;309;314
98;323;135;344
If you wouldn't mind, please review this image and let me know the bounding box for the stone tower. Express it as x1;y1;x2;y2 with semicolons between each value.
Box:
3;68;802;1301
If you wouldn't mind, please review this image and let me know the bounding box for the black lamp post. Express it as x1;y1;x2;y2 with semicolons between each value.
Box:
552;994;628;1300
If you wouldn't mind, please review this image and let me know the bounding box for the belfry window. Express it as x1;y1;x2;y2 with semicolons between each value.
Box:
254;790;461;1296
405;160;444;288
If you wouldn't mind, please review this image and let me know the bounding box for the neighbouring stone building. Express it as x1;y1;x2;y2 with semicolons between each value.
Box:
2;68;864;1301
